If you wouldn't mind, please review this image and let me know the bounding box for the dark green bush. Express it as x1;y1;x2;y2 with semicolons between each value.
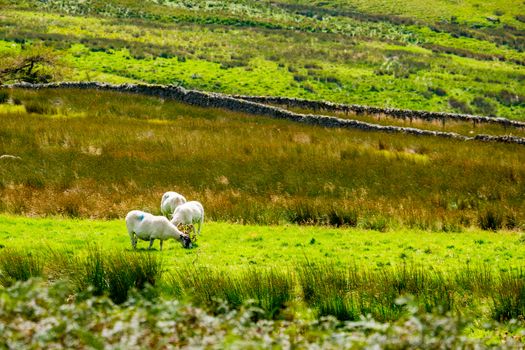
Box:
287;204;321;225
427;86;447;96
448;97;472;114
472;97;497;116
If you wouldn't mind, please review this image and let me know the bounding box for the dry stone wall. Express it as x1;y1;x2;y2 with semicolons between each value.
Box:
232;95;525;129
5;82;525;146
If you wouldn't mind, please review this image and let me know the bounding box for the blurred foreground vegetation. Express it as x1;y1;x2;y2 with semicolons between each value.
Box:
1;244;524;348
2;278;523;349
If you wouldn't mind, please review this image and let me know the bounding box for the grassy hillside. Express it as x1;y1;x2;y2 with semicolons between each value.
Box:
1;87;524;230
0;0;523;119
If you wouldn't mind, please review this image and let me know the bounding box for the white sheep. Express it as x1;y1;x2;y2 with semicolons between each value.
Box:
126;210;192;250
160;191;187;217
170;201;204;236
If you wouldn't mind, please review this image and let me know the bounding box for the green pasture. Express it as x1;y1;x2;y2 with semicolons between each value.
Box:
0;0;524;119
291;0;525;28
3;215;525;324
1;215;523;271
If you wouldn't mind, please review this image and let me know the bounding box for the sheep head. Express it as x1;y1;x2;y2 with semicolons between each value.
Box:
180;234;193;249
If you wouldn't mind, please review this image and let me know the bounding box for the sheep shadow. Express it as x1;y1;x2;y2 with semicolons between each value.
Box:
125;244;198;253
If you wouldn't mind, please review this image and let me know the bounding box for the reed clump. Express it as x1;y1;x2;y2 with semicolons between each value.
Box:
169;267;294;319
0;248;43;287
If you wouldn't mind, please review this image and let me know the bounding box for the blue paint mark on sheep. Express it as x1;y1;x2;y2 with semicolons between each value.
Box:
138;214;144;221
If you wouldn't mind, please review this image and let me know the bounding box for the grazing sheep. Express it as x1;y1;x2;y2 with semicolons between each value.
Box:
170;201;204;236
160;191;187;217
126;210;192;250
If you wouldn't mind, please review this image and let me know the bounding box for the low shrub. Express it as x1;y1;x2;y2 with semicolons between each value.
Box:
448;97;472;114
472;96;497;116
427;86;447;96
2;279;521;349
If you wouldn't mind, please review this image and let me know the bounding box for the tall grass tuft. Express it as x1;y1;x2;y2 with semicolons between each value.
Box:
70;247;162;304
297;262;455;321
0;249;43;287
1;245;524;322
492;269;525;321
287;203;321;225
297;263;361;320
105;251;162;304
0;90;9;104
23;101;58;115
242;269;294;319
327;207;358;227
170;267;293;319
453;263;494;295
77;246;106;296
380;265;453;314
478;207;504;231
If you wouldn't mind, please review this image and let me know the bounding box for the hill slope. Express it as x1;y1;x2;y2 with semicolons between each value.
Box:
0;0;523;119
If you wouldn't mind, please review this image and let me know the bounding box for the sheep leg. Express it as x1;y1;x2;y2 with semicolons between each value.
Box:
197;218;202;235
148;238;154;250
129;232;137;249
198;211;204;234
160;239;163;251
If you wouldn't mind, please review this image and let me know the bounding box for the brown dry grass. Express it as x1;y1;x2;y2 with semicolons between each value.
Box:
0;87;524;230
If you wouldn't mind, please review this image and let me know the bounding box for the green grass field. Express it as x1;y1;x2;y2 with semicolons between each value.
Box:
0;0;524;119
1;214;525;330
2;215;524;270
